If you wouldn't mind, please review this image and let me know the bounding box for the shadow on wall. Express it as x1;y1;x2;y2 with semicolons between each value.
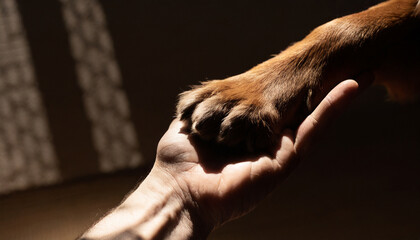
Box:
1;0;144;194
0;0;60;194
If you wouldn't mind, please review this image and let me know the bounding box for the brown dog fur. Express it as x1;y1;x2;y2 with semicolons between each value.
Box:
177;0;420;152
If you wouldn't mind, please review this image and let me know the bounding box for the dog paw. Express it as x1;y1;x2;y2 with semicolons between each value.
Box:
177;71;312;153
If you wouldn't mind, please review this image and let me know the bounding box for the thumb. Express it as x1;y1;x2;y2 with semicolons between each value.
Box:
294;79;360;155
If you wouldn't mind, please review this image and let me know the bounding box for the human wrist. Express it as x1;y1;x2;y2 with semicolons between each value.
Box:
81;164;211;240
132;165;197;240
146;163;213;239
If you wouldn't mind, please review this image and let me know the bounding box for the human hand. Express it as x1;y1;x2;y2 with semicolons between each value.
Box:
154;79;366;236
81;77;372;240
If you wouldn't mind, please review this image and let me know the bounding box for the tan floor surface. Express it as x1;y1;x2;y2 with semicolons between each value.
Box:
0;171;141;240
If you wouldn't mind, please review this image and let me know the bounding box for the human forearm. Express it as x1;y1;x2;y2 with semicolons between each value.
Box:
80;166;209;240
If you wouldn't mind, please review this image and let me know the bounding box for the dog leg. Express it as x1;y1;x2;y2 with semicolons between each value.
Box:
177;0;420;152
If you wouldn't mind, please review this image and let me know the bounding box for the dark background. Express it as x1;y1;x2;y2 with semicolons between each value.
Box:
1;0;419;239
